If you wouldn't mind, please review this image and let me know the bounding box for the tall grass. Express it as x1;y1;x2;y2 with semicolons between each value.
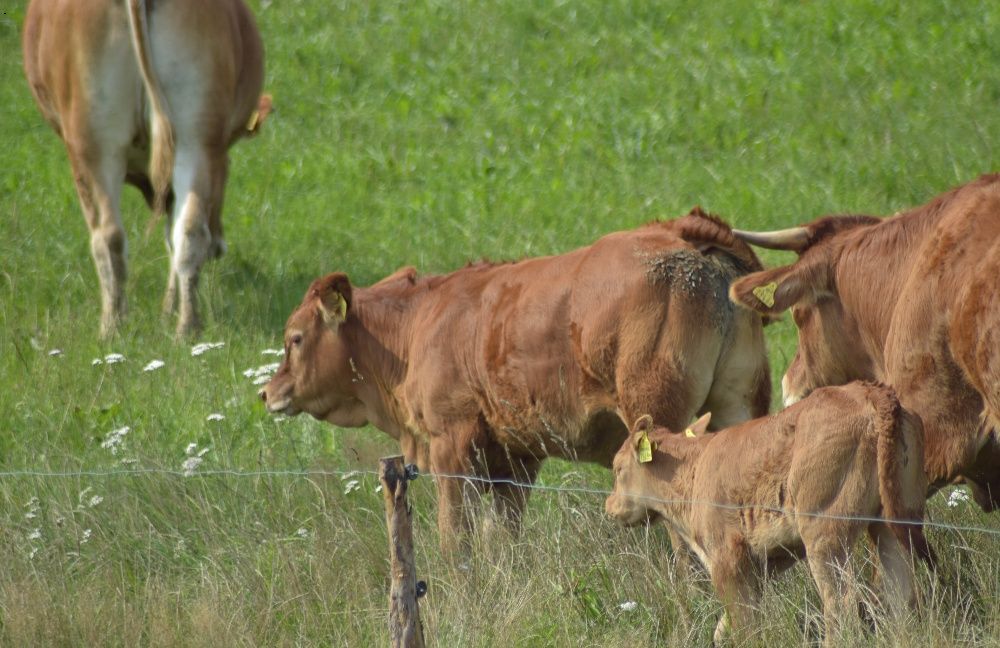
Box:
1;0;999;645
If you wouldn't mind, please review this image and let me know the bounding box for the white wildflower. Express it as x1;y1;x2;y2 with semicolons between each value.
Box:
206;413;225;422
191;341;225;356
181;456;203;477
119;457;139;467
252;374;271;385
28;547;38;560
88;495;103;508
28;528;41;541
92;358;103;366
185;442;199;456
81;529;92;544
343;480;360;495
946;487;970;508
104;353;125;364
296;527;309;538
143;359;165;372
243;362;280;381
100;426;130;455
339;471;360;481
197;446;210;457
262;348;285;356
375;484;383;493
619;601;638;612
25;511;37;520
48;349;63;357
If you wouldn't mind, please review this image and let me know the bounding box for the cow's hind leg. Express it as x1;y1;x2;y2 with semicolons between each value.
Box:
488;457;541;536
166;146;227;336
68;140;129;338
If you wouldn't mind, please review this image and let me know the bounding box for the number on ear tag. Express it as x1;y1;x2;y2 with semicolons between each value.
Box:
685;428;696;438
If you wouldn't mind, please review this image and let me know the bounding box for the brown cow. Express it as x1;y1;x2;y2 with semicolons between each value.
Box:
260;208;772;550
729;174;1000;510
23;0;270;337
606;382;932;646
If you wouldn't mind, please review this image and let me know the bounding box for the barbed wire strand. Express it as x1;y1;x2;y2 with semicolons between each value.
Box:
1;466;997;538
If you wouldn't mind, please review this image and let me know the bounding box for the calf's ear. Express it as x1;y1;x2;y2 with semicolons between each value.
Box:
311;272;353;328
685;412;712;437
631;415;656;463
729;261;825;315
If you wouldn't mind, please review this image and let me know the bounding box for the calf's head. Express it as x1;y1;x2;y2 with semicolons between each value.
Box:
729;217;879;406
259;273;369;427
605;414;711;525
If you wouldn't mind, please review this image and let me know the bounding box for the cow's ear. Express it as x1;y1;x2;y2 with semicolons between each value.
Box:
729;262;824;315
684;412;712;437
312;272;353;328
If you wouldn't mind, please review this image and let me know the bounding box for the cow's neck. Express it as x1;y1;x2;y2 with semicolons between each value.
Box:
835;206;942;370
344;286;423;436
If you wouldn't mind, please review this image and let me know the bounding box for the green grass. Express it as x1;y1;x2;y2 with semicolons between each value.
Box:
2;0;1000;645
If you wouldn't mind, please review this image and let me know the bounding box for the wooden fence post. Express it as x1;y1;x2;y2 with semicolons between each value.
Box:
379;455;425;648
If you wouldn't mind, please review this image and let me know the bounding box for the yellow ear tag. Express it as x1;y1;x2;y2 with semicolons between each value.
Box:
752;281;778;307
336;294;348;319
637;431;654;463
685;427;696;438
245;109;261;132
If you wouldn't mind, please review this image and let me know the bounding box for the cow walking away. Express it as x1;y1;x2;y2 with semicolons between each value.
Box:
606;382;934;647
260;208;772;552
729;174;1000;510
23;0;271;337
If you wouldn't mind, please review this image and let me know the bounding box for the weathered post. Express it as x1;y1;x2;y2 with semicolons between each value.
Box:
379;455;425;648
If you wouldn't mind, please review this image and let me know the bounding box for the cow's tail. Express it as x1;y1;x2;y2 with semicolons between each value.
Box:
871;383;937;569
126;0;175;227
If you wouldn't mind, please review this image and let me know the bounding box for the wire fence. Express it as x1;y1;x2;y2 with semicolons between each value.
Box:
1;465;998;539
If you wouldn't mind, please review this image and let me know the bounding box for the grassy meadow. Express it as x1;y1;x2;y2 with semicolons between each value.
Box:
2;0;1000;644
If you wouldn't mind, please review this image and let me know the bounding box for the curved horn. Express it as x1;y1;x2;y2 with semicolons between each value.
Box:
732;226;810;252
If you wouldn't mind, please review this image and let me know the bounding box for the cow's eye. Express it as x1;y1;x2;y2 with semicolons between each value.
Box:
290;334;303;347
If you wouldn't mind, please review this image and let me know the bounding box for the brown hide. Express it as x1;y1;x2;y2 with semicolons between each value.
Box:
731;174;1000;508
607;382;930;645
23;0;268;337
261;208;772;549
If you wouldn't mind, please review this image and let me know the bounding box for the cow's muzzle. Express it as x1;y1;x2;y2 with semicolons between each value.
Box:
259;386;298;415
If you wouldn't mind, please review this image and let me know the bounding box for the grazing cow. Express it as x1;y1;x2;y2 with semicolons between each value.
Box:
606;382;933;646
260;208;772;551
23;0;270;336
729;174;1000;510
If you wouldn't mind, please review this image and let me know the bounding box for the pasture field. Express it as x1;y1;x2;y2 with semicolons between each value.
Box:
2;0;1000;645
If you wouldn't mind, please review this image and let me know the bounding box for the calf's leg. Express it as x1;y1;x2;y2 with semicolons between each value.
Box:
708;549;761;647
869;523;917;618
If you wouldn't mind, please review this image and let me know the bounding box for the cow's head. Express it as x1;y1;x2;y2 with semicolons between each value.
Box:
605;413;712;525
259;273;369;427
729;217;880;406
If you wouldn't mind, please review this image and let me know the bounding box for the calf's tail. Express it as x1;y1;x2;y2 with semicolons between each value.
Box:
126;0;175;227
871;384;937;568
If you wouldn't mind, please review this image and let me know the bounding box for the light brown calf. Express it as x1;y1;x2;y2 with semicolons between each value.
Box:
23;0;270;336
261;208;772;552
607;382;933;646
730;174;1000;509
